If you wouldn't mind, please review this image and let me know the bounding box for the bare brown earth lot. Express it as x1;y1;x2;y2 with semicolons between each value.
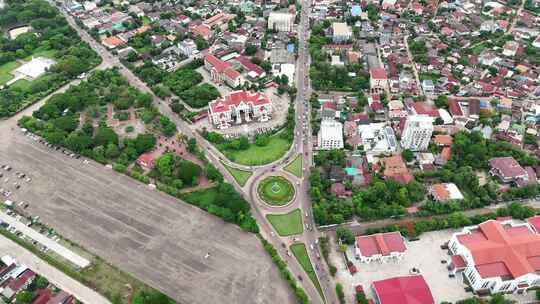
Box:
0;117;295;304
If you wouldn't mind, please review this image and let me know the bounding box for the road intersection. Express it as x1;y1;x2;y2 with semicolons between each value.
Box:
48;1;336;303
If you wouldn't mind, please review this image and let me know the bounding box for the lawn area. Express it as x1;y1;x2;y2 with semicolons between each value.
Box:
222;135;291;166
222;162;252;187
0;61;20;85
25;48;57;60
257;176;295;206
266;209;303;236
284;154;303;178
180;187;219;206
290;243;324;300
10;79;31;90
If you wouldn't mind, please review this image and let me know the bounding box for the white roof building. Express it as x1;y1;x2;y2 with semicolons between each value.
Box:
401;115;434;151
268;12;294;32
357;123;397;154
7;56;56;86
318;120;343;150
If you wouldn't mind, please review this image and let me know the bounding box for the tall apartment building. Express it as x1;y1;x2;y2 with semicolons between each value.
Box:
400;115;433;151
267;12;294;32
318;120;344;150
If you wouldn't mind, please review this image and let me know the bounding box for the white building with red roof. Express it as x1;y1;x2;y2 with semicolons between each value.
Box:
372;275;434;304
208;91;272;129
204;54;243;88
448;219;540;294
489;157;536;188
370;67;388;91
355;231;406;263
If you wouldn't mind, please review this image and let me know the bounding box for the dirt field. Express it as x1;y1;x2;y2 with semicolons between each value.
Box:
0;118;295;304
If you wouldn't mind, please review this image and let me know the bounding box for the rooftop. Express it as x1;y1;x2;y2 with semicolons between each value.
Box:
372;275;434;304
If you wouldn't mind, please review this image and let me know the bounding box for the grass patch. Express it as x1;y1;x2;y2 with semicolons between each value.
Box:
222;162;252;187
25;48;58;60
10;79;31;90
290;243;324;300
0;61;20;85
257;176;295;206
222;135;291;166
266;209;303;236
284;154;303;178
180;187;219;205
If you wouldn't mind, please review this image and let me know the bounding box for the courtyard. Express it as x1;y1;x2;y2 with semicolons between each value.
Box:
332;228;538;303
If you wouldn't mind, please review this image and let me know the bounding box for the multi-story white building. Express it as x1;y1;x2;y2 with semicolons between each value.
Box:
448;219;540;295
207;91;272;129
178;39;198;57
332;22;352;43
318;120;343;150
400;115;433;151
268;12;294;32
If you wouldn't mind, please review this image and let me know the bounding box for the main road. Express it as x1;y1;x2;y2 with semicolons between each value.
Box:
56;2;335;303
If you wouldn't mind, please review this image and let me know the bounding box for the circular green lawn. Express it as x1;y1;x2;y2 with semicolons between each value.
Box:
257;176;295;206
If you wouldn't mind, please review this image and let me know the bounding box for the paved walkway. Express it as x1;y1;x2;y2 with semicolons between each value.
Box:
0;234;110;304
0;212;90;268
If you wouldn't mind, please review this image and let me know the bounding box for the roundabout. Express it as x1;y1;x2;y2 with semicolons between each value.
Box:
257;176;296;206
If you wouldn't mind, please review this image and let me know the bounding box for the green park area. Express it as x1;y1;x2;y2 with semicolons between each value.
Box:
223;135;291;166
222;162;252;187
257;176;295;206
284;154;303;178
266;209;303;236
0;61;20;85
290;243;324;300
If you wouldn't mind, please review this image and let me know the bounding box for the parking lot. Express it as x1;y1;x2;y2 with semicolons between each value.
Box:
332;229;536;303
0;119;295;304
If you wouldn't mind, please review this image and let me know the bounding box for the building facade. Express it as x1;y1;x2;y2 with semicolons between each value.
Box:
207;91;272;129
204;54;243;88
268;12;294;32
448;219;540;295
400;115;434;151
318;120;344;150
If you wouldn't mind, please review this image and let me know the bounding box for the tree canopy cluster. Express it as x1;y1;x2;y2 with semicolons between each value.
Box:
0;0;101;118
18;69;159;165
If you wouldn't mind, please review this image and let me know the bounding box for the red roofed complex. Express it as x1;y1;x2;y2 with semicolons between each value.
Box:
448;219;540;294
137;153;156;169
204;55;242;88
208;91;272;129
370;68;388;92
489;157;536;188
372;275;434;304
355;231;406;263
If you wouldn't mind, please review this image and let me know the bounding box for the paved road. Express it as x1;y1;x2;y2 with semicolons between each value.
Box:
0;234;110;304
0;212;90;268
57;3;336;303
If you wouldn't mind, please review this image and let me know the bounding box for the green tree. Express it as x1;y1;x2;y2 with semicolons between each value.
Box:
177;160;202;186
156;154;173;177
134;134;156;154
336;227;356;245
34;276;49;289
401;149;414;162
15;291;35;304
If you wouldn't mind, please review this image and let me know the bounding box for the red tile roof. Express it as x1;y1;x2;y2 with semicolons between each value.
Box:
457;220;540;279
372;275;434;304
527;216;540;234
209;91;270;114
236;55;265;76
32;289;51;304
7;269;35;292
489;157;527;180
383;155;414;184
411;102;439;118
356;232;406;257
370;67;387;80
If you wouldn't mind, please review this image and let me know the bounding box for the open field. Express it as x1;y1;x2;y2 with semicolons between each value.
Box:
284;154;303;178
0;61;19;84
222;135;291;166
266;209;304;236
290;243;324;299
222;162;252;186
0;121;295;304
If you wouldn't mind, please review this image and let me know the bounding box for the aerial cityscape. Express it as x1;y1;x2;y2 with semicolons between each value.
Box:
0;0;539;303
